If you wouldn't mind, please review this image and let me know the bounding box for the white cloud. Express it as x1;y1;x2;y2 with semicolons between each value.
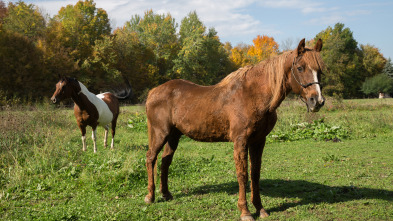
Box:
7;0;383;48
21;0;278;43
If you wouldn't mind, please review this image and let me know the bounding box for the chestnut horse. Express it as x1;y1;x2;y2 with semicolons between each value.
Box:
144;39;325;220
51;77;131;153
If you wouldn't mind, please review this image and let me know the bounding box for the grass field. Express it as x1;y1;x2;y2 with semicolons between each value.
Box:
1;98;393;220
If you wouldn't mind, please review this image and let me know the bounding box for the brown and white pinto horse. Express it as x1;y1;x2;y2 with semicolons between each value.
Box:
51;77;125;153
144;39;325;220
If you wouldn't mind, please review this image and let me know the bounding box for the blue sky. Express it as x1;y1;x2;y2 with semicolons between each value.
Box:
8;0;393;59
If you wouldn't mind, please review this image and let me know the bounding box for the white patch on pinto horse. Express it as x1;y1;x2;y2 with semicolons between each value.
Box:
311;68;323;103
78;82;114;126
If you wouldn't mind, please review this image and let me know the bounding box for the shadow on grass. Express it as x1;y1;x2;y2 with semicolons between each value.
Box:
181;179;393;213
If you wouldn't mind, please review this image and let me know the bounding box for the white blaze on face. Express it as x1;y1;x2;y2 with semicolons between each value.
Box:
311;68;323;102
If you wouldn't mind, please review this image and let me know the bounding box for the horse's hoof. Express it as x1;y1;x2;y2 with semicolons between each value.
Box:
240;215;255;221
259;209;269;218
144;195;154;204
162;192;173;201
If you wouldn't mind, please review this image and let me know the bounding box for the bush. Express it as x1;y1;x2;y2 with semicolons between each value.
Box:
269;118;349;142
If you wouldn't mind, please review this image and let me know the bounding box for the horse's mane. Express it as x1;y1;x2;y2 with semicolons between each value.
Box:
215;49;325;111
215;51;291;110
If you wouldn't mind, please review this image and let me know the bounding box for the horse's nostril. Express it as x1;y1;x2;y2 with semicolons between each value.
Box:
308;97;315;104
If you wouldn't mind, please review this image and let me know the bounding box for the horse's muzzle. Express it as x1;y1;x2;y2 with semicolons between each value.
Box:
51;97;57;104
307;95;325;112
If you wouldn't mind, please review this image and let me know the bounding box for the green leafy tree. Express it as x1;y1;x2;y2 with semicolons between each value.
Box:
173;11;232;85
361;73;393;96
81;36;121;91
125;10;179;83
111;27;157;102
50;0;111;64
2;1;46;40
315;23;363;98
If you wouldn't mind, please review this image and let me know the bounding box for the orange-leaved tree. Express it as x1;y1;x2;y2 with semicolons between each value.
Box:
247;35;279;64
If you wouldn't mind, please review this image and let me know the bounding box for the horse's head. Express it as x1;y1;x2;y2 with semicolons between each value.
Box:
289;38;325;112
51;76;78;104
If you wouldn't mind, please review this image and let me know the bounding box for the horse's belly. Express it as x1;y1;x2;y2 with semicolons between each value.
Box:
98;110;113;126
174;115;230;142
185;131;230;142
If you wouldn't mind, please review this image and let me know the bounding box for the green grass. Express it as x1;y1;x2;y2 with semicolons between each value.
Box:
1;98;393;220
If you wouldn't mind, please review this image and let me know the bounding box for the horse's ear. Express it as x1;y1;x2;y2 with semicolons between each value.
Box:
314;39;323;52
296;38;306;56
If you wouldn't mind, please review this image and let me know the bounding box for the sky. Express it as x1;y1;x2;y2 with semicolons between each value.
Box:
7;0;393;59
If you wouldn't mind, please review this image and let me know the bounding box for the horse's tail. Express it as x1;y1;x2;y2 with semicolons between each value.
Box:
113;75;133;100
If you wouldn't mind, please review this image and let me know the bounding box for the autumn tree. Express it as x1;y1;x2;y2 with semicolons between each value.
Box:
247;35;279;64
2;1;46;40
0;30;50;100
230;43;252;69
173;11;232;85
0;1;7;26
360;44;386;78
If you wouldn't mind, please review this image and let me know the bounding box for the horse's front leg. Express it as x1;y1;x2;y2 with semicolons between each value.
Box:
233;139;253;221
249;139;269;218
78;124;87;152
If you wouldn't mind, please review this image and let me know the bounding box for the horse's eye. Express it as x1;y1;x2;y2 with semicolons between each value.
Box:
297;67;303;72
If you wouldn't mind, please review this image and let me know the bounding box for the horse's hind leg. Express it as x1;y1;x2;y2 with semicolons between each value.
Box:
91;126;98;153
160;129;182;201
104;125;109;148
145;126;169;204
110;117;118;149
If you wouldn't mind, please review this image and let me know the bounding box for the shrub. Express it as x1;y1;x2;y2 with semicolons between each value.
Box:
269;118;349;142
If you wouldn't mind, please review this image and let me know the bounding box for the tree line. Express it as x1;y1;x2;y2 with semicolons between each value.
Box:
0;0;392;105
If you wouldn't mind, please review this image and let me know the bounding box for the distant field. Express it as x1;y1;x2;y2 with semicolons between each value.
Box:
1;98;392;220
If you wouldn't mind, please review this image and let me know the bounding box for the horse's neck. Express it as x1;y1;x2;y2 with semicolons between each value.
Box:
244;57;292;112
